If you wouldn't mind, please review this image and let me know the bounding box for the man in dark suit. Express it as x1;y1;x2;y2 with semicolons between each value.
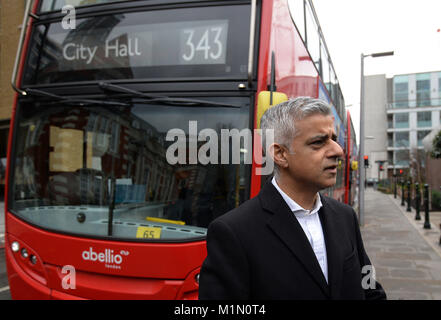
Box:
199;97;386;300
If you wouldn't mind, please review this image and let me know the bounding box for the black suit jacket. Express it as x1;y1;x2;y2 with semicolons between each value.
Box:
199;181;386;300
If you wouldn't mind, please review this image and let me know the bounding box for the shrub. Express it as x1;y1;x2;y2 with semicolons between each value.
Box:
377;186;391;194
431;130;441;158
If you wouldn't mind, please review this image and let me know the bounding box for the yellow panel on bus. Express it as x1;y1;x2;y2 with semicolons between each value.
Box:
256;91;288;129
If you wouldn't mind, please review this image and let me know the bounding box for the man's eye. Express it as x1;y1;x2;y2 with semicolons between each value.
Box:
312;140;324;145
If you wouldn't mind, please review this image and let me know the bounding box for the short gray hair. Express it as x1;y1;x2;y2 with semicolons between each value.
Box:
260;97;332;175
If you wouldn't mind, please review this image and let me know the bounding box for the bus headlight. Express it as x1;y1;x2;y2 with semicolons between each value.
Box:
21;248;29;259
11;241;20;252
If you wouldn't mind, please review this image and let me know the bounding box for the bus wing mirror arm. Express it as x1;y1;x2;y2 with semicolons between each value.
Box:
11;0;37;96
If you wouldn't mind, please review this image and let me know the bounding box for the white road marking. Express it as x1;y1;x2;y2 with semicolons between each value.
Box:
0;286;10;293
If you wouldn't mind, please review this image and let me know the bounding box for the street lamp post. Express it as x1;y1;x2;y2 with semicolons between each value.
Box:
358;51;394;226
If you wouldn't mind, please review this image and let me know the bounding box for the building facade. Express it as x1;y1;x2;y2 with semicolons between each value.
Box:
0;0;26;167
364;71;441;182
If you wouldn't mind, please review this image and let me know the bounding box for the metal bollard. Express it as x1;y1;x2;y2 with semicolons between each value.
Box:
415;183;421;220
401;180;405;206
394;176;397;199
423;184;431;229
407;180;411;212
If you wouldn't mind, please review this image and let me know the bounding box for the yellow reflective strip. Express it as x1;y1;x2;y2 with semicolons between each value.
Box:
145;216;186;225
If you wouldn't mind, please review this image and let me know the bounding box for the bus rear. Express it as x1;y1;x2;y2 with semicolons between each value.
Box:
5;0;255;299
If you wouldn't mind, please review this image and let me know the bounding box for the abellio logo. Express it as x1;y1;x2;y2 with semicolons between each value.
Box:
82;247;128;269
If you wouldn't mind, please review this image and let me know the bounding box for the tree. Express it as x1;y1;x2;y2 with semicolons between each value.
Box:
431;130;441;159
410;147;425;186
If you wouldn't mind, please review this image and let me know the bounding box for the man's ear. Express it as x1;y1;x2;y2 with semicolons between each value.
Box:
268;143;289;169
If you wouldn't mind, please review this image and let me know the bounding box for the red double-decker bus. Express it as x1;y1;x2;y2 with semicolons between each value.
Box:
5;0;356;299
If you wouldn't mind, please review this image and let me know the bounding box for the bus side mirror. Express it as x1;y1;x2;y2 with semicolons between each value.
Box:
351;161;358;171
256;91;288;129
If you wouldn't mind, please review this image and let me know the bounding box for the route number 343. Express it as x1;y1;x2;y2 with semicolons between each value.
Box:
182;27;224;62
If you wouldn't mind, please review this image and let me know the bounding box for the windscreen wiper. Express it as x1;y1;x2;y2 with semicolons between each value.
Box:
133;97;242;108
25;88;129;107
98;82;242;108
108;176;116;237
98;82;161;100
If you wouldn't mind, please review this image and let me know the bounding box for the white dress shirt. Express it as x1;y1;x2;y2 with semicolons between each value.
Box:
271;177;328;283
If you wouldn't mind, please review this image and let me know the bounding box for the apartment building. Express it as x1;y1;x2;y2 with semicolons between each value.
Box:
364;71;441;181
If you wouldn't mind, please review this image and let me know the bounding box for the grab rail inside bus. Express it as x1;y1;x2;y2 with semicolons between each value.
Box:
11;0;38;96
247;0;256;88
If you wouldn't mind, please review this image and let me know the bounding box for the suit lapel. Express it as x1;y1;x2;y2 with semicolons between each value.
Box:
318;196;345;299
260;181;330;297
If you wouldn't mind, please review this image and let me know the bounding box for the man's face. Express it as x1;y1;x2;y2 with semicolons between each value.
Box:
282;114;344;192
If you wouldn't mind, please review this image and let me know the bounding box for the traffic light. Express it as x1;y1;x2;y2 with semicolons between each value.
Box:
379;164;384;171
399;169;403;175
363;155;369;168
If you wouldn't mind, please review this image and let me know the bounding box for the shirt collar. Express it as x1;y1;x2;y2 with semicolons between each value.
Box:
271;177;322;216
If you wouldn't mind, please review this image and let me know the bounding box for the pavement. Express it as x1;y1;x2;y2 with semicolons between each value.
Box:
361;187;441;300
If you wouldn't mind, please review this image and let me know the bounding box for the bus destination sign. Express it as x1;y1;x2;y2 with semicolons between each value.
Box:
58;20;229;70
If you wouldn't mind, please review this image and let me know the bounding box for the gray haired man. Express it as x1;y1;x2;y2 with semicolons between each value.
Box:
199;97;386;300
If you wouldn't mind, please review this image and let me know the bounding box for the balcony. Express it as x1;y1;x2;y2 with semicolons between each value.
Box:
387;97;441;109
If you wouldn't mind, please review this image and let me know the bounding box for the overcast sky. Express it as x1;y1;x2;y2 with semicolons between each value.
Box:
310;0;441;144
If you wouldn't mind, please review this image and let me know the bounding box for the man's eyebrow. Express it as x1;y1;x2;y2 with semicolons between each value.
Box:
306;134;328;143
307;133;336;142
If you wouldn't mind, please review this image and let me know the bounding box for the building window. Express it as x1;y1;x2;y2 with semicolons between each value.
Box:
394;113;409;128
438;72;441;105
395;150;410;167
410;149;426;169
388;151;393;164
387;132;393;147
416;73;431;107
394;131;409;148
394;75;408;107
417;111;431;128
387;114;393;129
417;130;431;147
395;150;409;166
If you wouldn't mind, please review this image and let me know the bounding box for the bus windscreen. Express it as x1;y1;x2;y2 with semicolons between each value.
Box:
9;97;250;242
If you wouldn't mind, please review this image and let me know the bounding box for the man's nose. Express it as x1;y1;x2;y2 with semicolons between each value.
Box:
328;140;344;158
